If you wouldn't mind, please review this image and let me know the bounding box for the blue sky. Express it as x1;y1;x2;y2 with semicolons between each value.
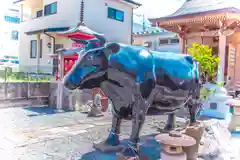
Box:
134;0;185;18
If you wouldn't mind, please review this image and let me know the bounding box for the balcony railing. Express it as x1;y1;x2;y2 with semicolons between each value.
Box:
20;14;77;33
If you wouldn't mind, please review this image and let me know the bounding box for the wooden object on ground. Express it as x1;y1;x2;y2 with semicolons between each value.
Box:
155;131;196;160
183;121;204;160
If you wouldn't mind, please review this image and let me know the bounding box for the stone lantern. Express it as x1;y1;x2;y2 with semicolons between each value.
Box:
155;131;196;160
227;99;240;133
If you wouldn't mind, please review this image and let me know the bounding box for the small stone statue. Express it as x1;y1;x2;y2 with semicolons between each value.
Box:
87;93;103;117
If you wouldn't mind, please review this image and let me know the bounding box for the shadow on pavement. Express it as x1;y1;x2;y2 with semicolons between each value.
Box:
23;106;73;117
79;134;161;160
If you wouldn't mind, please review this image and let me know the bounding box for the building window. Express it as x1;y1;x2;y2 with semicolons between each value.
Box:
144;41;152;48
4;16;20;24
11;31;19;40
55;44;64;52
30;40;37;58
40;39;43;58
159;39;169;45
170;39;179;44
44;2;57;16
108;7;124;22
36;10;43;17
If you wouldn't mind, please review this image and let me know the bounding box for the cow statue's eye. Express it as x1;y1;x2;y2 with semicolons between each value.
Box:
87;55;94;61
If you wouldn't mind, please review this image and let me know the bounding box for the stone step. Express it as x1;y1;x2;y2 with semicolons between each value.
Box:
0;97;49;109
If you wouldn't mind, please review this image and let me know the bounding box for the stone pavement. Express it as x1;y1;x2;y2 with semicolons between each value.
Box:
1;106;240;160
0;107;184;160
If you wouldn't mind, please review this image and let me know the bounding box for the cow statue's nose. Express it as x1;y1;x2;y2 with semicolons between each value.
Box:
63;80;76;90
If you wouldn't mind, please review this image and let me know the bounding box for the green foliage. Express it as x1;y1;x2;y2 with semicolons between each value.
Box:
0;70;52;82
188;43;220;82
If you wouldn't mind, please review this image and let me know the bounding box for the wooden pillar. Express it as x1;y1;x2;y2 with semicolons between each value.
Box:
57;54;64;110
179;35;186;54
217;35;227;83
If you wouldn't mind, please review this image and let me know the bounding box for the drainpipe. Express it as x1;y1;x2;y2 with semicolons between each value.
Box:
131;8;133;44
44;32;55;75
20;4;23;22
43;32;55;52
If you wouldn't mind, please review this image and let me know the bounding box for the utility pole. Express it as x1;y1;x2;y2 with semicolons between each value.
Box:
142;14;146;31
133;13;146;32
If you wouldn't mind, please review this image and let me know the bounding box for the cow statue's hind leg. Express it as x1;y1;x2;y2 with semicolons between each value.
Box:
164;113;176;131
122;83;149;158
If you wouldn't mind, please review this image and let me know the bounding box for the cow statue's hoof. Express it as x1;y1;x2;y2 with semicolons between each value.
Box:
93;132;122;152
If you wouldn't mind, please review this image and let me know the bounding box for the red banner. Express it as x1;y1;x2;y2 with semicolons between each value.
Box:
72;43;84;48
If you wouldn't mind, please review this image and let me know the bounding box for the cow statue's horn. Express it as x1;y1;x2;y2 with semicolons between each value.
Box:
93;33;106;45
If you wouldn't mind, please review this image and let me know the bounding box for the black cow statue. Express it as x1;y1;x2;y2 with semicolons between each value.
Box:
56;28;201;158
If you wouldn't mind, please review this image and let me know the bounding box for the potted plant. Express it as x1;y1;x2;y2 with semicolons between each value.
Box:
188;43;232;119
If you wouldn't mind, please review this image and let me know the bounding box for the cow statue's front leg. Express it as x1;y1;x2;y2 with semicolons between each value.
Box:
122;83;148;158
94;113;122;152
105;114;121;146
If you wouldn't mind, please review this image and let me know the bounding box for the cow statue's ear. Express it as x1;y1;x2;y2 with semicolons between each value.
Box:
105;43;120;55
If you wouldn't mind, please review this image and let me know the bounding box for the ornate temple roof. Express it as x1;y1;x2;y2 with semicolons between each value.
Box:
149;0;240;33
151;0;240;21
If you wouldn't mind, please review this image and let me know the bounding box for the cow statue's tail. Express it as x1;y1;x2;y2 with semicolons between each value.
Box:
187;60;202;123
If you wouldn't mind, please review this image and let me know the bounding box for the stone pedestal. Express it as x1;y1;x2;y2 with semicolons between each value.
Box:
93;141;122;153
116;152;149;160
183;122;204;160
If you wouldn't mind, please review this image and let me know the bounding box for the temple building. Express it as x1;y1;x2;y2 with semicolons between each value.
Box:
150;0;240;88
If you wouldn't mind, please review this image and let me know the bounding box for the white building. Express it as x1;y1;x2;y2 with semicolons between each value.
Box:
0;4;20;57
133;28;180;53
14;0;141;74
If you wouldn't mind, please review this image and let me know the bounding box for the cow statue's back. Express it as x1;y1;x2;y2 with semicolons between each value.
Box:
57;31;201;158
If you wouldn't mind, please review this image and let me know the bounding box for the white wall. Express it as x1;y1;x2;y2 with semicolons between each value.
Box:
84;0;132;44
21;0;133;43
19;0;134;73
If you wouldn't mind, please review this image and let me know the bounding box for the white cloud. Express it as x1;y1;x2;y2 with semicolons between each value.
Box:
134;0;185;18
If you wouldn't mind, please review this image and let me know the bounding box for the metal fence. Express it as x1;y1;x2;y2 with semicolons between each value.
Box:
0;65;53;101
0;66;55;83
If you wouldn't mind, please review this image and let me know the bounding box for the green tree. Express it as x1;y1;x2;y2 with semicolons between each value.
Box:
188;43;220;83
